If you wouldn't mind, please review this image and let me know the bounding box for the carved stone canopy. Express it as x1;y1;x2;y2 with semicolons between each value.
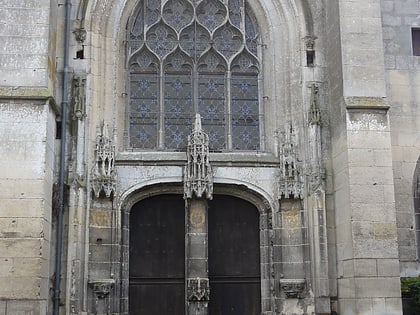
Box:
278;126;304;199
91;123;116;198
184;114;213;200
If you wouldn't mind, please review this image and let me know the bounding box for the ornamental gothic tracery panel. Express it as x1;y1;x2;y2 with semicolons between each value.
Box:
127;0;261;151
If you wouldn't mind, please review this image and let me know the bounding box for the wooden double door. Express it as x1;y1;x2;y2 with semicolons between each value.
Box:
129;194;261;314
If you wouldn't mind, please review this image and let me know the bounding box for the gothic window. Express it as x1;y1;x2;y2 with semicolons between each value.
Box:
127;0;260;151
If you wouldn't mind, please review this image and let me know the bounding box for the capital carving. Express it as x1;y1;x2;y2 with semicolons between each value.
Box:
187;278;210;302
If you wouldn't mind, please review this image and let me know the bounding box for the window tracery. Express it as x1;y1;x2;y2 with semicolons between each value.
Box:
127;0;260;151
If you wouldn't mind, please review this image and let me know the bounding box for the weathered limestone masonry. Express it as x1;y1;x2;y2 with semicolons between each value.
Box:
381;0;420;277
2;0;420;314
329;0;402;314
0;1;58;314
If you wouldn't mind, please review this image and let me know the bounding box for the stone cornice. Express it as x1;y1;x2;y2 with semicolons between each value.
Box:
345;96;390;111
0;86;59;114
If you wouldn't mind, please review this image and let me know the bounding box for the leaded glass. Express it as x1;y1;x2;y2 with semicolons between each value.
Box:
127;0;261;151
146;0;160;26
164;51;193;150
231;75;259;150
196;0;227;33
198;75;226;151
213;24;243;60
130;74;159;149
163;0;194;32
180;23;210;60
147;23;177;58
229;0;242;29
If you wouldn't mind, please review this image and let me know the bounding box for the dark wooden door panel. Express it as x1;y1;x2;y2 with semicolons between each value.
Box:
209;281;261;315
129;283;185;314
208;195;261;315
129;195;185;314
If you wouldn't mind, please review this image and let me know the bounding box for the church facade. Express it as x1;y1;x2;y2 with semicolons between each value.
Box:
0;0;420;314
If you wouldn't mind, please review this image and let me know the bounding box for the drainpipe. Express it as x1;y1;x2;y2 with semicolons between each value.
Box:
53;0;72;314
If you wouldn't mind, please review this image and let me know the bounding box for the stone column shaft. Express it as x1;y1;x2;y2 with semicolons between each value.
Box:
186;198;209;315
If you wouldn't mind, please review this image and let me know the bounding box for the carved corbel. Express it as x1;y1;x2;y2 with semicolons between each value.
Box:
187;278;210;302
280;279;306;299
89;278;115;299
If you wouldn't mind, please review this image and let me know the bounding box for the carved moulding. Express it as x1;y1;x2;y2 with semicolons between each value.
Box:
280;279;306;299
184;114;213;200
278;126;304;199
187;277;210;302
91;123;116;198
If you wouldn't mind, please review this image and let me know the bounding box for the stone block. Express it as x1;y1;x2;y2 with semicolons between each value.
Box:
377;259;400;277
5;300;47;315
354;259;377;277
0;276;48;299
0;238;46;258
348;166;394;185
0;218;50;239
356;298;373;314
337;278;356;299
90;209;112;227
355;277;401;298
385;297;403;313
354;238;398;259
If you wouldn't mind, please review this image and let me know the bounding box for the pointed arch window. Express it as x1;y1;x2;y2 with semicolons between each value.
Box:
127;0;261;151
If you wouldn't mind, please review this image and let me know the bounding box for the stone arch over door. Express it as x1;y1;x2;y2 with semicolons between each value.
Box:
118;182;274;314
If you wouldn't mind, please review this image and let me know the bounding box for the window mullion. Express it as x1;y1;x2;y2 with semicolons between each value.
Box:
193;64;198;113
226;70;232;151
158;64;165;149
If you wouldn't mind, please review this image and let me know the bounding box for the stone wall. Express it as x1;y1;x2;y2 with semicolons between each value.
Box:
0;101;56;314
381;0;420;277
0;0;58;314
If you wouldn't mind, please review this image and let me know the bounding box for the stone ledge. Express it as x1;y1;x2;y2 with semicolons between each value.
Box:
116;151;279;167
0;86;59;114
345;97;390;111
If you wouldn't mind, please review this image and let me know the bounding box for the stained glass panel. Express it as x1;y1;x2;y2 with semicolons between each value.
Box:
231;75;259;150
127;0;261;151
164;74;193;150
198;75;226;151
130;73;159;149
